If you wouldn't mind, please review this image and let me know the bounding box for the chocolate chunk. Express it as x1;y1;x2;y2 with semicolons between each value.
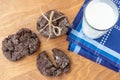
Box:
2;28;40;61
37;10;70;39
36;48;70;76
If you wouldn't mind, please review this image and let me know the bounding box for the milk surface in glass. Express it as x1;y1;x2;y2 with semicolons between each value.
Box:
82;0;119;39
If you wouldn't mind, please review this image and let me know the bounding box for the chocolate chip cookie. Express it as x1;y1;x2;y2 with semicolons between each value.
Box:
36;51;62;76
52;48;70;73
37;10;70;39
36;48;70;76
2;28;40;61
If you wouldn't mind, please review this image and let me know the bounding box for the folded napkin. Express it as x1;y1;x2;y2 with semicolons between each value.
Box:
67;0;120;72
68;42;120;72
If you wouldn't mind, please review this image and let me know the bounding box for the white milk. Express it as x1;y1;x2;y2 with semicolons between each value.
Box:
82;0;119;39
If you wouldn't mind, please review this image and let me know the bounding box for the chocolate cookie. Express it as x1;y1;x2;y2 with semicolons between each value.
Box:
52;48;70;73
36;48;70;76
37;10;70;39
37;51;62;76
2;28;40;61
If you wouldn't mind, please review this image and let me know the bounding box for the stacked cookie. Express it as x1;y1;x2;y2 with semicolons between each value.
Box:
37;10;69;39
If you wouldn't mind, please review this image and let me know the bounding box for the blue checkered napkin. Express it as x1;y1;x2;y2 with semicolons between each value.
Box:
68;42;120;72
67;0;120;72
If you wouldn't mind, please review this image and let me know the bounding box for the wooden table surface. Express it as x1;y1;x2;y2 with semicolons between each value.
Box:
0;0;120;80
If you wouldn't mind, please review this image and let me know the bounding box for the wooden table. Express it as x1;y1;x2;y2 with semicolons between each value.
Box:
0;0;119;80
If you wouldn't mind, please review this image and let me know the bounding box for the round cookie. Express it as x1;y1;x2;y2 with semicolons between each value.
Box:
2;28;40;61
37;10;70;39
36;51;62;76
36;48;70;76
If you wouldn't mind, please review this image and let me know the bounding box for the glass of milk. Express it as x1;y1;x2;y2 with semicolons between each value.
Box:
82;0;119;39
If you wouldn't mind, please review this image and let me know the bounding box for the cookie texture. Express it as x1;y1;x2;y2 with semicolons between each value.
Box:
2;28;40;61
37;51;62;76
37;10;70;38
52;48;70;73
36;48;70;76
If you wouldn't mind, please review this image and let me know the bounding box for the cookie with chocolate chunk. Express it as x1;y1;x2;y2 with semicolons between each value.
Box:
52;48;70;73
37;10;70;39
36;51;62;76
2;28;40;61
36;48;70;76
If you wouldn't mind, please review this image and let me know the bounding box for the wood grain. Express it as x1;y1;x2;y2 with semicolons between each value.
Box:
0;0;119;80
